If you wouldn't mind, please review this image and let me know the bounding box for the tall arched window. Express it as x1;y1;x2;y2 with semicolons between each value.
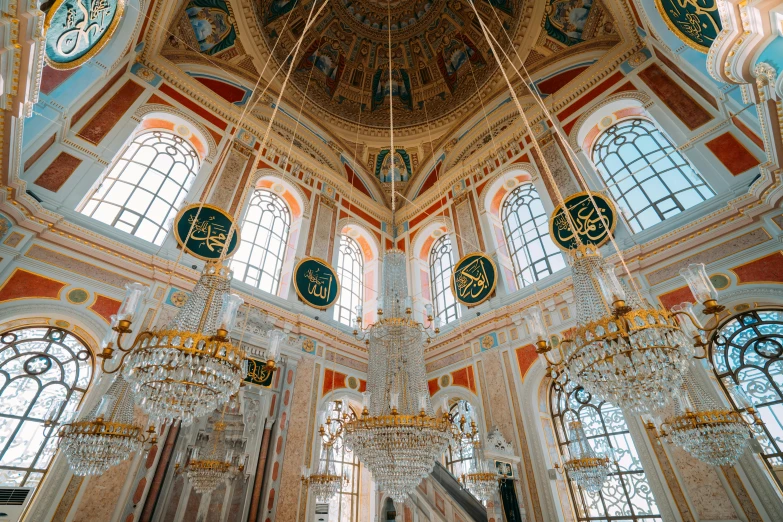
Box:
334;236;364;327
712;309;783;489
501;184;565;288
0;327;93;490
550;382;660;521
79;131;200;245
592;118;714;232
429;234;460;325
446;400;477;479
232;189;291;294
321;402;360;521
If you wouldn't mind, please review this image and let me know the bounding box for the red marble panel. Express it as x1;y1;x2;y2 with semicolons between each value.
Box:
705;132;761;175
0;269;65;302
275;436;283;454
24;134;56;172
323;368;347;395
125;515;134;522
417;161;443;196
269;394;277;416
76;80;146;145
193;77;247;104
267;489;275;510
557;71;624;121
732;116;764;149
658;286;695;309
655;51;718;108
145;445;158;468
428;378;440;396
88;294;121;324
731;252;783;284
344;163;373;199
287;369;293;384
159;84;227;131
40;65;79;94
284;389;290;406
537;66;589;95
515;344;537;379
71;68;126;127
638;64;713;130
359;379;367;392
450;366;476;393
409;196;447;230
132;477;147;504
33;152;82;192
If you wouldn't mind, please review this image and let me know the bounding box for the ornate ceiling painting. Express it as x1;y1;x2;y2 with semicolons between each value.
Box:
154;0;626;205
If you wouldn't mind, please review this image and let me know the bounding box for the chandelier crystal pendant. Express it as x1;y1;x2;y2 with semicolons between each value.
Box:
53;375;156;476
179;418;245;494
459;442;498;503
536;245;694;413
556;420;613;493
302;444;346;503
345;250;451;503
655;365;758;466
99;263;250;425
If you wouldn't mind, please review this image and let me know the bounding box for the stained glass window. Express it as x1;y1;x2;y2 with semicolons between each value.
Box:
0;327;93;490
322;402;360;521
232;189;291;294
712;309;783;488
446;400;477;479
501;184;565;288
550;382;661;521
80;131;199;245
592;118;714;232
429;234;460;325
334;236;364;327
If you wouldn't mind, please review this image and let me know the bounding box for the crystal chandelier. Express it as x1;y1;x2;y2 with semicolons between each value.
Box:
178;416;245;494
654;365;759;466
344;250;450;502
534;245;694;413
49;375;156;476
99;263;254;425
302;443;346;502
556;420;613;493
460;442;498;503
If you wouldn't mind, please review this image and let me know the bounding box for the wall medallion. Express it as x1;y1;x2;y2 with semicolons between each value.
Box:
173;203;240;261
549;191;617;251
244;357;274;387
451;252;497;307
44;0;125;70
654;0;721;53
293;257;340;310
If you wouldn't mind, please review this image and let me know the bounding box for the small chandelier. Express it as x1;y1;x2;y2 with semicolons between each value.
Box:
654;365;760;466
49;376;156;476
345;251;450;503
99;263;259;425
303;401;349;502
555;420;613;493
460;442;498;503
535;245;694;413
178;418;245;494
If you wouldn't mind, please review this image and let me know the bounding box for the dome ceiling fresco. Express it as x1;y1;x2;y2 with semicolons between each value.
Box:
252;0;525;129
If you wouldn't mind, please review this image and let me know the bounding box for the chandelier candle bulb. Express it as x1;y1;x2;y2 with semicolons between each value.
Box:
217;293;244;334
679;263;724;314
117;282;149;322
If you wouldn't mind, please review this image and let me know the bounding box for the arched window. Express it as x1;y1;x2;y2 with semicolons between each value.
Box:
446;400;477;479
429;234;460;325
501;184;565;288
321;401;360;521
0;327;93;490
79;131;200;245
550;382;660;521
712;309;783;488
334;236;364;327
592;118;714;232
232;189;291;294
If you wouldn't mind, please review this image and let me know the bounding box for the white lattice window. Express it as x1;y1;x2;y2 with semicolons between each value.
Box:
79;131;199;245
334;236;364;327
429;234;460;325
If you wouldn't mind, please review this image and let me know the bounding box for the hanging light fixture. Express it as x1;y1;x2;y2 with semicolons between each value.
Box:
302;443;346;503
535;245;694;413
555;420;613;493
653;364;760;466
460;441;498;503
98;263;259;425
47;375;156;476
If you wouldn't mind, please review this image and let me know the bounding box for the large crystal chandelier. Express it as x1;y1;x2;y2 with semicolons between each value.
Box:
655;364;758;466
534;245;694;413
344;250;451;502
556;420;613;493
52;375;156;476
99;263;249;425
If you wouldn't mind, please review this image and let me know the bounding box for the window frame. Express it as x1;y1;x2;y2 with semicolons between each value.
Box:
445;400;477;479
429;234;460;325
78;130;200;245
334;236;365;327
591;118;714;232
320;402;361;521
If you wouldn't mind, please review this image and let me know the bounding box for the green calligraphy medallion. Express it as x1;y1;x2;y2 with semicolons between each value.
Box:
549;192;617;251
293;257;341;310
654;0;721;53
451;253;497;307
173;203;240;261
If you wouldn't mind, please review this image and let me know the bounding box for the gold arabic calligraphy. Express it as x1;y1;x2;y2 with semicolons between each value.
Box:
187;214;229;254
554;203;609;246
455;258;490;300
666;0;719;43
245;359;272;386
304;267;333;302
57;0;113;58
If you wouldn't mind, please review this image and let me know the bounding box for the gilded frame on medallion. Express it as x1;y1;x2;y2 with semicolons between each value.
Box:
449;252;498;307
548;191;617;251
292;256;341;311
173;203;241;261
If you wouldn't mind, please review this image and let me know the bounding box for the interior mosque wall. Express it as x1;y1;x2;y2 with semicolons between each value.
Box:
1;0;783;521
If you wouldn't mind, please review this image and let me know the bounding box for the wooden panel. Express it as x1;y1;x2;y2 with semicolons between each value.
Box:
76;80;145;145
705;132;761;175
638;64;713;130
34;152;82;192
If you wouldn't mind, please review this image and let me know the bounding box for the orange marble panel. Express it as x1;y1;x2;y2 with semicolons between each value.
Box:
322;368;347;395
705;132;760;175
34;152;82;192
450;365;476;393
658;286;695;309
731;252;783;284
0;269;65;302
88;294;121;324
638;64;713;130
76;80;146;145
428;377;440;396
515;344;537;379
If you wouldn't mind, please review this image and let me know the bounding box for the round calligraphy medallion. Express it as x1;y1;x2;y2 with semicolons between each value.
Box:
292;257;341;310
653;0;722;53
549;191;617;251
44;0;126;70
450;252;497;307
173;203;240;261
24;355;52;376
